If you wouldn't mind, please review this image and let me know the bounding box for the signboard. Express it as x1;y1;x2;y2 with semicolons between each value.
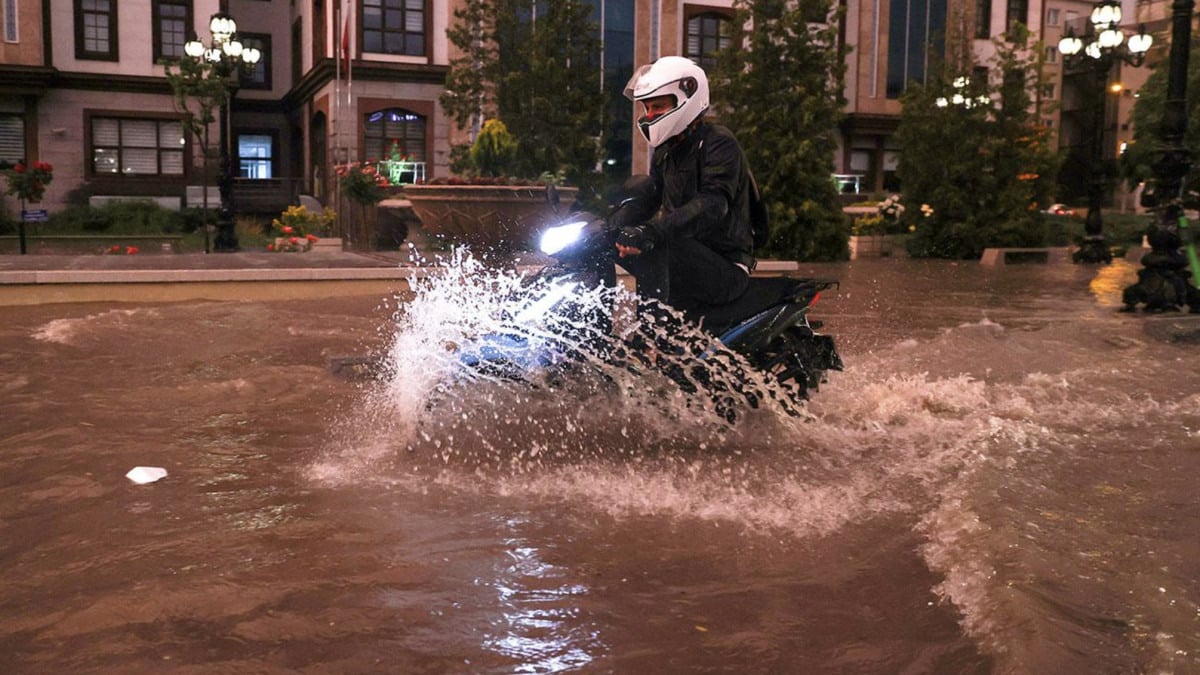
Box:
21;209;48;222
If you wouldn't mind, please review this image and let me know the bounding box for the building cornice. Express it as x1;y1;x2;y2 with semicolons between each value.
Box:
52;71;174;95
284;58;449;108
840;113;900;136
0;65;57;95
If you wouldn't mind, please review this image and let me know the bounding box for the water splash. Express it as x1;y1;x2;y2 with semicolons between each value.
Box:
352;248;811;472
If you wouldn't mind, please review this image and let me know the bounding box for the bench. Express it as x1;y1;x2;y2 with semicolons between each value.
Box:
980;247;1072;265
0;234;185;253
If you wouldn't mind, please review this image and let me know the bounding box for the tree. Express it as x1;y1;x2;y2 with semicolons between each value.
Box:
163;56;230;251
895;25;1059;258
1122;40;1200;205
711;0;849;262
441;0;604;187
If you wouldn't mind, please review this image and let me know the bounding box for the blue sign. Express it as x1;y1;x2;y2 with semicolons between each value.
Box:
22;209;48;222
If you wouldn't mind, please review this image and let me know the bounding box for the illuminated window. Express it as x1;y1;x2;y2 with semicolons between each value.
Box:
91;116;185;176
364;109;426;163
238;134;273;179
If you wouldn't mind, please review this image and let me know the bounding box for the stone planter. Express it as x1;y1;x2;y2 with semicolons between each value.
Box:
401;184;578;250
849;234;908;259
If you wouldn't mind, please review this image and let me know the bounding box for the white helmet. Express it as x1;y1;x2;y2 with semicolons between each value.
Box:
623;56;710;148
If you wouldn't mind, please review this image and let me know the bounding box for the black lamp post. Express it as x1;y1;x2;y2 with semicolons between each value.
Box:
183;12;260;253
1122;0;1200;312
1058;0;1153;263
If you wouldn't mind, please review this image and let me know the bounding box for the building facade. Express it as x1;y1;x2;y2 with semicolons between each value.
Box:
0;0;1165;220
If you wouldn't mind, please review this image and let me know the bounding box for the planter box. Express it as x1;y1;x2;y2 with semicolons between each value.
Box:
849;234;909;259
402;184;578;250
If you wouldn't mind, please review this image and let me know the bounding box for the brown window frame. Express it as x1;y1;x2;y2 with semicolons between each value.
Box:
235;130;278;179
85;110;190;181
152;0;193;63
75;0;119;61
683;5;734;74
238;32;273;90
361;0;431;59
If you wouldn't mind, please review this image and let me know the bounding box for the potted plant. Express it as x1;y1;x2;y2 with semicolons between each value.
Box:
336;161;391;250
267;204;336;252
404;1;600;252
4;161;54;203
402;119;578;251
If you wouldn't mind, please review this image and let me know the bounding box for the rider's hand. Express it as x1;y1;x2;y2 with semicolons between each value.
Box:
616;225;657;257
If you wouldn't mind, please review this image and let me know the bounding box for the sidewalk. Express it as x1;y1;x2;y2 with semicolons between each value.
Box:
0;249;418;285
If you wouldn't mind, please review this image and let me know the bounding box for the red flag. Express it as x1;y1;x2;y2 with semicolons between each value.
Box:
341;0;352;81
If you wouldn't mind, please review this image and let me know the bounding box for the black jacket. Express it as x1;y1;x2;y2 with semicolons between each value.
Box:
648;121;755;268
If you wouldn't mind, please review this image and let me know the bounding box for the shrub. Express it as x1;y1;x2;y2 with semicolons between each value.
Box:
469;119;518;178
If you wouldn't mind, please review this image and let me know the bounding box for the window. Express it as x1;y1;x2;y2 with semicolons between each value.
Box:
364;109;426;162
153;0;191;62
1042;83;1056;99
76;0;118;60
90;116;185;176
1006;0;1029;30
1046;46;1058;63
685;10;732;73
239;33;272;89
4;0;18;42
0;114;24;167
363;0;426;57
887;0;948;98
1046;8;1060;25
974;0;991;38
237;134;273;178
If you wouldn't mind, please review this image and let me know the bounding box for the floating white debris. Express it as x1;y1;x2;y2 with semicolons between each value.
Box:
125;466;168;484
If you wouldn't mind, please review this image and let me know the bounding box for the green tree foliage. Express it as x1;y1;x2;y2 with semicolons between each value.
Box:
1122;41;1200;203
711;0;849;261
441;0;604;187
470;119;518;177
162;56;231;162
896;26;1059;258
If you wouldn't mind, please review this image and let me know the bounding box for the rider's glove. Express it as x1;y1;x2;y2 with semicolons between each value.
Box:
617;224;659;253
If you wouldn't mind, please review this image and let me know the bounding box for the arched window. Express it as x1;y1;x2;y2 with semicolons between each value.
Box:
364;108;426;162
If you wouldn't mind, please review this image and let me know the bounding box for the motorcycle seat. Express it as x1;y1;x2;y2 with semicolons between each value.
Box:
687;277;836;336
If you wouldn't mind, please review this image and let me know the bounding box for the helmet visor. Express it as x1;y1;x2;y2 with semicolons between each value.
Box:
623;64;656;101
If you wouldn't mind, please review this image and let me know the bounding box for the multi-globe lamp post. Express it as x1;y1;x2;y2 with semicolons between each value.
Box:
183;13;260;252
1057;0;1152;263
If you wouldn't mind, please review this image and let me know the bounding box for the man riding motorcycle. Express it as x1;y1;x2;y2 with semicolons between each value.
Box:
615;56;758;313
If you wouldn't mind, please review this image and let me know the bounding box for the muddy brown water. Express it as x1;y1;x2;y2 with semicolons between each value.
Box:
1;258;1197;673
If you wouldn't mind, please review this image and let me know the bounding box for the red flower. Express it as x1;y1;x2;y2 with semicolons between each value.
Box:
288;236;299;244
125;246;139;255
13;163;25;174
305;233;319;242
281;225;294;234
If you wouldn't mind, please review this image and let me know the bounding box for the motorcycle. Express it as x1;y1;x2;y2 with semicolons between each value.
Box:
451;188;844;419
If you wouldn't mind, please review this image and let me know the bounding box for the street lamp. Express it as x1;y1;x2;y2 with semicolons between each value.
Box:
1058;0;1153;263
1121;0;1200;312
183;12;260;252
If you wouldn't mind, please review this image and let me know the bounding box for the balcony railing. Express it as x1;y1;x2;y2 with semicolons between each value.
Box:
832;173;864;194
378;160;427;185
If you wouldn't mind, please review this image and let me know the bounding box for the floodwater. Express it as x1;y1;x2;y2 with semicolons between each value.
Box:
1;256;1197;674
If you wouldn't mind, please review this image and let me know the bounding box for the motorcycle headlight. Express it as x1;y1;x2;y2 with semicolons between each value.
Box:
539;220;588;256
